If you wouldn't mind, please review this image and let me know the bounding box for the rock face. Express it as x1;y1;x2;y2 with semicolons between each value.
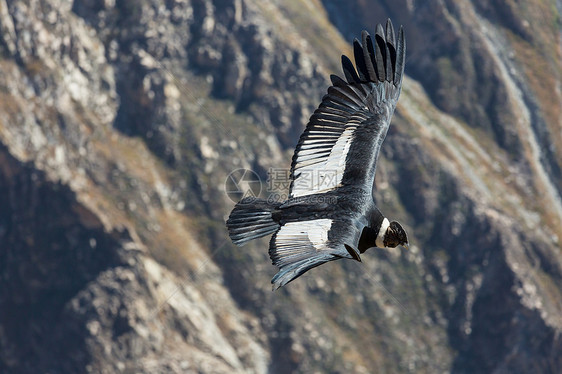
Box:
0;0;561;373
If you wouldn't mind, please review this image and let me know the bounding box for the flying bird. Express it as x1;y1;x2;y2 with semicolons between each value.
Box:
227;19;409;290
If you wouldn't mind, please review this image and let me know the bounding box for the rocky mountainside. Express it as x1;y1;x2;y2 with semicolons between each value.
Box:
0;0;561;373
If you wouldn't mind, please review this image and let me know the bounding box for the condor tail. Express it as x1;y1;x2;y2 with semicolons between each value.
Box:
226;198;281;246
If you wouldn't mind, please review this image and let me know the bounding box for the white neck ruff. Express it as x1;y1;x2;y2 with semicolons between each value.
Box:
375;218;390;248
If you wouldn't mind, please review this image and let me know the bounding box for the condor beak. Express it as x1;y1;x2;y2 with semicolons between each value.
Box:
401;243;410;250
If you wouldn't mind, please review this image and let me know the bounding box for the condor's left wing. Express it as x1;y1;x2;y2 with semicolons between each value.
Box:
268;214;366;289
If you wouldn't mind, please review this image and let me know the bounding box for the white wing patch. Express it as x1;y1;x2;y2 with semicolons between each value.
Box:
276;219;332;250
272;219;333;267
290;115;364;198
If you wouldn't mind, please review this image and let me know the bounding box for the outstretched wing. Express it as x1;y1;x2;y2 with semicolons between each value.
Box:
269;215;366;289
289;20;405;199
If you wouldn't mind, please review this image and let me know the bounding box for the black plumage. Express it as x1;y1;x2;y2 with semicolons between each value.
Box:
227;19;409;290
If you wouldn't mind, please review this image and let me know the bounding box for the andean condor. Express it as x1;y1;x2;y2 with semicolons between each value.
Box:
227;19;409;290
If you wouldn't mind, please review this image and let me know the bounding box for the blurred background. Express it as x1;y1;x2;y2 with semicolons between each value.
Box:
0;0;561;373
